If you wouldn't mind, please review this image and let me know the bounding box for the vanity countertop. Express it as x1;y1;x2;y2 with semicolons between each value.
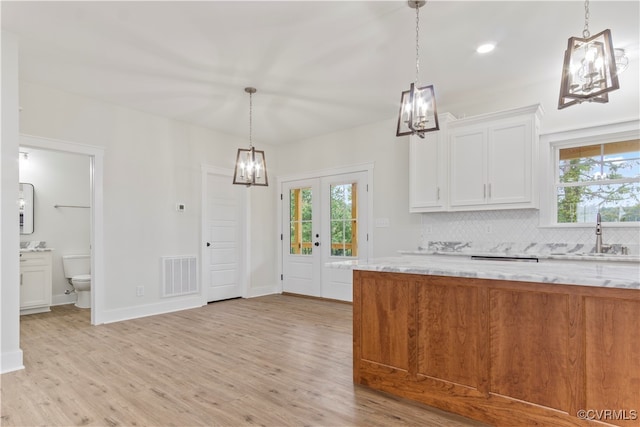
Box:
329;255;640;290
20;248;54;252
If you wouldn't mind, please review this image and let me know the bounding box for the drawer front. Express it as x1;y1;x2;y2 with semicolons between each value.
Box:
19;252;52;267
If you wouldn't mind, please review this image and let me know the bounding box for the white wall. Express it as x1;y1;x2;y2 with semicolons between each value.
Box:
19;147;91;304
275;118;422;258
276;65;640;259
442;54;640;136
18;81;278;322
1;32;24;373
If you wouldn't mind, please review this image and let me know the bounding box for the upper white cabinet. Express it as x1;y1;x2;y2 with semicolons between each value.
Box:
409;104;542;212
409;113;455;213
449;105;542;210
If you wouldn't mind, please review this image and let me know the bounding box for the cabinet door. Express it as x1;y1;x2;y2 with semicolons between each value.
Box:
449;128;486;207
20;265;50;308
487;121;532;206
409;133;446;212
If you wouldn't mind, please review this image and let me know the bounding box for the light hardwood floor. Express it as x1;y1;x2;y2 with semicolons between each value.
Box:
1;295;487;426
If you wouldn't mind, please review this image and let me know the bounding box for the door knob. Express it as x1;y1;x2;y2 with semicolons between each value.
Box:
206;242;211;247
314;242;320;247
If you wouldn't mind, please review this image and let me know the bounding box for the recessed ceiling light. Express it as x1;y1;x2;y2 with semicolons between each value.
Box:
476;43;495;54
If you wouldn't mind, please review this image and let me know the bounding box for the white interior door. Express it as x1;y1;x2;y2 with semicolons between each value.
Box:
282;179;321;297
281;171;368;301
204;171;245;302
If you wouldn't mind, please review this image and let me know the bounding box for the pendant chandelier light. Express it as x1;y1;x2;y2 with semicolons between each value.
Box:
396;0;439;138
558;0;619;109
233;87;268;187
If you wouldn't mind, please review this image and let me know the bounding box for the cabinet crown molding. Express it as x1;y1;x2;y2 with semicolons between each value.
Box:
448;104;543;129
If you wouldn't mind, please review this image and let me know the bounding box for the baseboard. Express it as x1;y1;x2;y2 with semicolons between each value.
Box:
246;283;279;298
99;295;204;325
1;349;24;374
52;292;76;306
281;292;353;305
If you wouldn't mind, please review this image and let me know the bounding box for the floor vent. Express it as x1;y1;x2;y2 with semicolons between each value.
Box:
161;256;198;297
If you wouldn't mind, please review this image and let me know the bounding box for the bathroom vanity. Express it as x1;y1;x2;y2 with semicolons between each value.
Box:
342;256;640;427
19;250;52;315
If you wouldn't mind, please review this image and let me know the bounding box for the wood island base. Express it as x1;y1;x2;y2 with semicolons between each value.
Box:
353;270;640;427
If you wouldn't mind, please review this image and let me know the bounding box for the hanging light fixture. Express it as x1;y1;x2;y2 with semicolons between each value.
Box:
396;0;439;138
614;48;629;74
558;0;619;109
233;87;268;187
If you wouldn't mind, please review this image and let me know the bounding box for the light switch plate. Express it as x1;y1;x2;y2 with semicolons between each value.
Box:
375;218;390;228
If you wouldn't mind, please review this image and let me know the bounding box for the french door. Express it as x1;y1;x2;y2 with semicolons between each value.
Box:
281;172;368;301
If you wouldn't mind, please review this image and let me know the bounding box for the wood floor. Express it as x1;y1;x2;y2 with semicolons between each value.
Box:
1;295;487;427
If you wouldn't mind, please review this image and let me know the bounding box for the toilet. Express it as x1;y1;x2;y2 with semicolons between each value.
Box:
62;255;91;309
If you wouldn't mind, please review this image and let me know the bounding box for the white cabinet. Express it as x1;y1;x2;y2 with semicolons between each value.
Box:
409;113;455;213
448;104;542;211
20;251;52;315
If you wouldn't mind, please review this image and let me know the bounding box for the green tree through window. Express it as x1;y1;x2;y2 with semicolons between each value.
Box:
330;183;357;256
557;140;640;223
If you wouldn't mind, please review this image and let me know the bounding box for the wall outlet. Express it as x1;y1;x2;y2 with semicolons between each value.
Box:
136;286;144;297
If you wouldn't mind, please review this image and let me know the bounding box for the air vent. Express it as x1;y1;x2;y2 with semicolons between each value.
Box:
161;256;198;297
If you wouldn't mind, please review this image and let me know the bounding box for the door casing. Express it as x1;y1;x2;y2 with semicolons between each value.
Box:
277;162;374;299
201;166;249;304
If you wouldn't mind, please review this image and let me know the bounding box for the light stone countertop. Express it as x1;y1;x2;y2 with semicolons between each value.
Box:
329;255;640;290
399;249;640;263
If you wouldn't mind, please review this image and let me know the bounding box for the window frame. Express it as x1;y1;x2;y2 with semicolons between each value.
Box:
539;120;640;228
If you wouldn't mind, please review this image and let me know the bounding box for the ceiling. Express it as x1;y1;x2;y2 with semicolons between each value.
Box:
2;1;638;146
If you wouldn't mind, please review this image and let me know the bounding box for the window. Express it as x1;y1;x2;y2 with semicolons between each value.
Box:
330;183;358;257
555;139;640;223
289;187;313;254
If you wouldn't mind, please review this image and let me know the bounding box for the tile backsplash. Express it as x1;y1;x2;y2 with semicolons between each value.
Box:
420;209;639;255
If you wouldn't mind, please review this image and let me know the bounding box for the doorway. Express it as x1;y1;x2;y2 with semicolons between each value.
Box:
201;167;248;303
281;168;371;302
19;134;104;325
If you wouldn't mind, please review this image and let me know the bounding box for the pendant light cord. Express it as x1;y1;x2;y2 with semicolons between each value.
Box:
415;4;420;86
248;91;253;149
582;0;590;38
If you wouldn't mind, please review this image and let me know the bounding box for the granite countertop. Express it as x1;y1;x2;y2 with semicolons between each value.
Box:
399;249;640;263
329;255;640;290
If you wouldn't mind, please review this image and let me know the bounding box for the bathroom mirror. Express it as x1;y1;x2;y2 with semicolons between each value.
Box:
19;183;34;234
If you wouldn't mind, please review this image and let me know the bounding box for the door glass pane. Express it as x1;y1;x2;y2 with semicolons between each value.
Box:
330;183;357;257
289;187;313;255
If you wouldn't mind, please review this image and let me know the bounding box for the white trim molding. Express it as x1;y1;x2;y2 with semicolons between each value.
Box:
20;134;106;325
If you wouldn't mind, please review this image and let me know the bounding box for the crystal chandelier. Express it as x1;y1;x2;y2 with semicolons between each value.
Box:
396;0;439;138
232;87;268;187
558;0;620;109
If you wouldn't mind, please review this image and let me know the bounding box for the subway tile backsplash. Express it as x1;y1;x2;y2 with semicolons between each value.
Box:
420;209;639;255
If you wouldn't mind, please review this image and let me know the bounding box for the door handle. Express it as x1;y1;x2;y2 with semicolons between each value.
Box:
314;242;320;247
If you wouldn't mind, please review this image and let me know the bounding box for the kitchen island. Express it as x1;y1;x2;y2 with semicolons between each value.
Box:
341;256;639;427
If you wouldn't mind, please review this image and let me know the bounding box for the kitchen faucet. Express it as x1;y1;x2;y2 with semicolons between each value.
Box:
595;212;611;253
